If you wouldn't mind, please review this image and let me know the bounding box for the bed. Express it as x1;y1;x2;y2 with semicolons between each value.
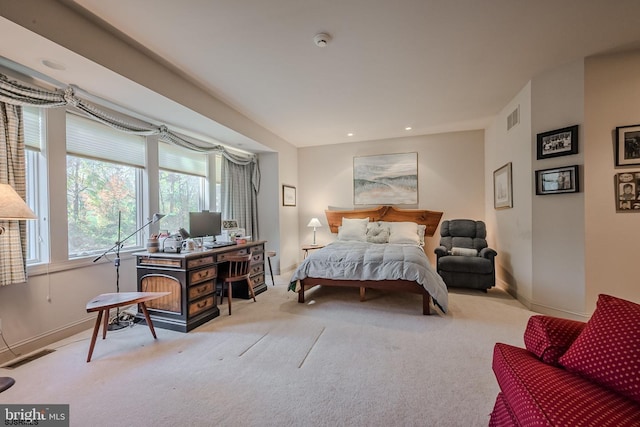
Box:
289;206;448;315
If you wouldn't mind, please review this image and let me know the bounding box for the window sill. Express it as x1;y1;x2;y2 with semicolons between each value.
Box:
27;248;142;276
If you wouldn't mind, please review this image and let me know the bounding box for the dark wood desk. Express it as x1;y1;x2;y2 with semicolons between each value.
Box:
132;241;266;332
85;291;170;362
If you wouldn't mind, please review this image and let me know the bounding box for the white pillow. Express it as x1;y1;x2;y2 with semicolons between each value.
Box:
337;217;369;242
451;247;478;257
388;221;420;245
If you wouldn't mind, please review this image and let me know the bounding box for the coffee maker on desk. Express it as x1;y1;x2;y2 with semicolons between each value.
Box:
158;229;183;253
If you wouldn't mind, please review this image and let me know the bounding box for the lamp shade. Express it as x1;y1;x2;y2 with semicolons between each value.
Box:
151;213;166;224
307;218;322;228
0;184;37;220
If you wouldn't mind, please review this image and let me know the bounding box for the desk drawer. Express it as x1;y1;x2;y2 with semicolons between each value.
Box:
250;252;264;263
249;263;264;275
187;256;214;269
189;266;216;285
251;272;265;286
189;295;215;317
216;249;248;262
188;280;215;300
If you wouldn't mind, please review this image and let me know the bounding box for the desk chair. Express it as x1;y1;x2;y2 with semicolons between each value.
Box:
220;254;256;315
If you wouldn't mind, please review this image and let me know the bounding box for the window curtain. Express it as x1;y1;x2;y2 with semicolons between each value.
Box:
0;71;261;232
221;153;260;238
0;102;28;286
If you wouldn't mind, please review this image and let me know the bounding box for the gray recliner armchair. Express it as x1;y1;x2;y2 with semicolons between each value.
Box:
434;219;497;291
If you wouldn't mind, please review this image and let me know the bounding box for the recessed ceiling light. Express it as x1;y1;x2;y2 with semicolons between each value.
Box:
405;126;412;131
347;132;354;137
41;59;66;71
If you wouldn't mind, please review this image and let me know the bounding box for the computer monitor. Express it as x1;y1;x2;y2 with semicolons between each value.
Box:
189;211;222;239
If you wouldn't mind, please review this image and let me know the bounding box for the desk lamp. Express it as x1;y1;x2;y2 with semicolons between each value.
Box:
307;218;322;246
0;183;37;393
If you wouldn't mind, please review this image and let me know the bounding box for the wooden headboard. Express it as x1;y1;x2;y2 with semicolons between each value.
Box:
324;205;443;237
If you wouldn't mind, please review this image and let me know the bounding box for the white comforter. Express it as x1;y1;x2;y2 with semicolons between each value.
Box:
289;241;448;312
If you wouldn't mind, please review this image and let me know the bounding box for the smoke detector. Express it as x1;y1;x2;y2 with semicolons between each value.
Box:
313;33;331;47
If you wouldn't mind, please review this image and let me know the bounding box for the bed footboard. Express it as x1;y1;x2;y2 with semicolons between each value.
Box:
299;278;431;315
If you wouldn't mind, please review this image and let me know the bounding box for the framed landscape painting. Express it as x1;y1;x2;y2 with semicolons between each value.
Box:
353;152;418;205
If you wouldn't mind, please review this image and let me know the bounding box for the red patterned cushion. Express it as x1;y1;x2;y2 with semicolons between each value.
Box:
493;343;640;426
558;294;640;404
489;392;520;427
524;315;585;365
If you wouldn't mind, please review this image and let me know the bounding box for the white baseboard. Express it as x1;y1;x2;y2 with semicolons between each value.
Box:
0;317;94;365
496;278;589;321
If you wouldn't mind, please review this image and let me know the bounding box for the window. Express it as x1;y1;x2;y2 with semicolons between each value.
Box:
66;114;145;258
158;142;207;234
24;107;45;264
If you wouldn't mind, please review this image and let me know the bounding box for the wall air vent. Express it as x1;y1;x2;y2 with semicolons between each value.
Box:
507;105;520;131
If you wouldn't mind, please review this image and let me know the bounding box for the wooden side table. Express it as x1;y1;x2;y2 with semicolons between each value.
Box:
302;244;325;259
85;291;170;362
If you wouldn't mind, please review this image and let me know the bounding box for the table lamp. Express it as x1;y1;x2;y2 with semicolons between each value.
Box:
0;183;37;393
307;217;322;246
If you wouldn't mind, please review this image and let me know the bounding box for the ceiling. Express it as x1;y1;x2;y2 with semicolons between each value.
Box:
3;0;640;151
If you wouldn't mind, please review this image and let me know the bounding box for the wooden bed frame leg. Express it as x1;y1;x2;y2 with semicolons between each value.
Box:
359;287;365;301
298;286;305;303
423;294;431;315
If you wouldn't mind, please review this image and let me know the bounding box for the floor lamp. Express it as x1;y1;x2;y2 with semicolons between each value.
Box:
93;212;165;330
0;184;38;393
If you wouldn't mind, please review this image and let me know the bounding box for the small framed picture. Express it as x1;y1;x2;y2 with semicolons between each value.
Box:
282;184;296;206
222;219;238;229
615;172;640;211
615;124;640;167
535;165;580;195
536;125;579;159
493;162;513;209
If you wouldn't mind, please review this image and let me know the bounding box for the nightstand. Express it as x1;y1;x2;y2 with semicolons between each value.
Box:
302;244;325;259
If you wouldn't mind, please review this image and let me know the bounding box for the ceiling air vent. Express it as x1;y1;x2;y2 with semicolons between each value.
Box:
507;105;520;131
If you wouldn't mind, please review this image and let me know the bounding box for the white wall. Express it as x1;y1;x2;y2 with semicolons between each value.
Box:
584;49;640;310
485;84;533;302
530;60;586;318
297;131;485;264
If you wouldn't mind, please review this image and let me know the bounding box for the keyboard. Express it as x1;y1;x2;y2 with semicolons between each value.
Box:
204;241;236;249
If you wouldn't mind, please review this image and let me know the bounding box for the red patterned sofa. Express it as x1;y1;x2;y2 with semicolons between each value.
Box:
489;294;640;426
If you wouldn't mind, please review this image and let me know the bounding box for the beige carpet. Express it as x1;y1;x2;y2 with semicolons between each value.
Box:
0;277;534;426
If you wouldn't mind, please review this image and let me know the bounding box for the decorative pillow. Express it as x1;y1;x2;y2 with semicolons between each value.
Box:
450;247;478;257
366;222;390;244
388;221;420;245
524;315;586;366
337;217;369;242
558;294;640;404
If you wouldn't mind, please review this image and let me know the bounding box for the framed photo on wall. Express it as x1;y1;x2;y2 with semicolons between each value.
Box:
535;165;579;195
536;125;579;159
493;162;513;209
615;172;640;211
282;185;296;206
615;124;640;167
